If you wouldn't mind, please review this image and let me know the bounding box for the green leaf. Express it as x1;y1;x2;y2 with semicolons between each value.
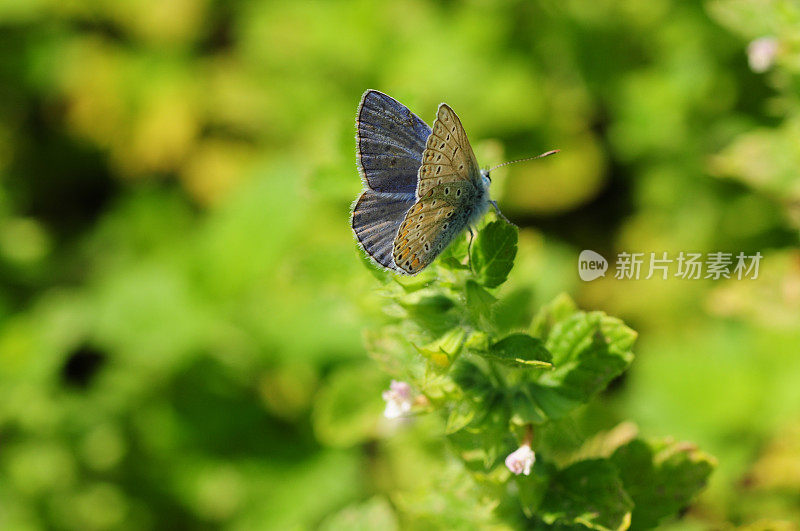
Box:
479;333;552;369
399;292;454;316
493;287;534;334
439;231;469;263
465;280;497;328
440;256;470;270
570;422;639;462
445;398;479;434
535;312;635;411
393;467;500;529
394;273;436;293
539;459;633;531
319;496;399;531
415;327;467;368
510;388;546;426
610;438;716;529
526;383;582;420
398;292;458;335
464;330;489;351
517;459;554;517
451;358;493;398
470;220;517;288
447;392;510;470
531;292;579;341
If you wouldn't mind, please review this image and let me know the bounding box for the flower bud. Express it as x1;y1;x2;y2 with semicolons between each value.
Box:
505;444;535;476
381;380;413;419
748;37;778;73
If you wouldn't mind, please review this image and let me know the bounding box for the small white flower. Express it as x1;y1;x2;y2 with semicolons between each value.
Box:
382;380;413;419
748;37;779;73
505;444;536;476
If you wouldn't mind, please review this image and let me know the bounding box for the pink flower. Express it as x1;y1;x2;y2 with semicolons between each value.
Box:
382;380;413;419
505;444;535;476
748;37;779;73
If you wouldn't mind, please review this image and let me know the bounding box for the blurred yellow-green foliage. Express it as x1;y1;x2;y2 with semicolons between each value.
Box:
0;0;799;529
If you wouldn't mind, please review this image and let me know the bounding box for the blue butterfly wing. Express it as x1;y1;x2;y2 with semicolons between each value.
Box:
353;90;431;271
356;90;432;194
352;190;416;270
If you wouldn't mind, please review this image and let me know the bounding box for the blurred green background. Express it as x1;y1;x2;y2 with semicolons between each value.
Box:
1;0;799;529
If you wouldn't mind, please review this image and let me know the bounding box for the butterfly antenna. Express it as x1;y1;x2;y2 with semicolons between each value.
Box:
488;149;559;173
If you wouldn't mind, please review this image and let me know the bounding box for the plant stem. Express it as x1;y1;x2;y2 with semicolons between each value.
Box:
523;424;533;447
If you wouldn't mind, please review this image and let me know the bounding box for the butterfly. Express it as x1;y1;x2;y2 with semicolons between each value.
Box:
351;90;556;275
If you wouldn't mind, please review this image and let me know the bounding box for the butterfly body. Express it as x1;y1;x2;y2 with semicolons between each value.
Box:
352;90;497;275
